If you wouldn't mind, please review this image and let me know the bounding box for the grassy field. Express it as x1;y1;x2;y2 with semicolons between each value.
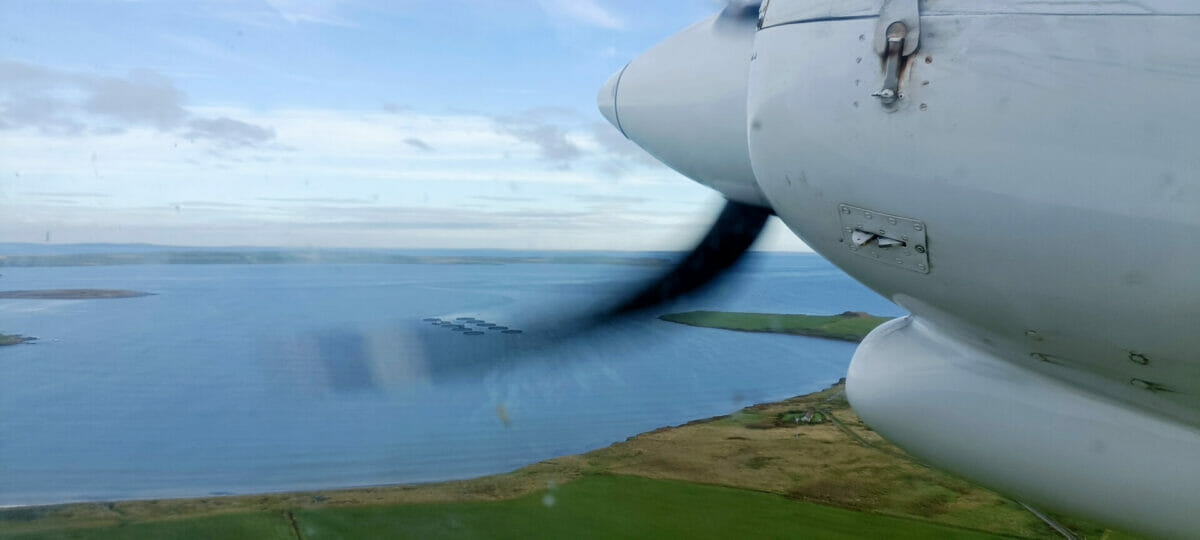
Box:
0;512;295;540
292;475;1011;540
0;382;1136;539
0;476;1013;540
659;310;892;342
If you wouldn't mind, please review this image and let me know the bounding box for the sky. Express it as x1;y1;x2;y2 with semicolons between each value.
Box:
0;0;809;251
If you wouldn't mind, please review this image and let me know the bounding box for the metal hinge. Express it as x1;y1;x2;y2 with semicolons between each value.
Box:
871;0;920;107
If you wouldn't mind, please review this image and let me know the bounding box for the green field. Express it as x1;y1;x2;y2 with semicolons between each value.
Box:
0;511;294;540
295;475;1011;540
1;476;1008;540
659;310;892;342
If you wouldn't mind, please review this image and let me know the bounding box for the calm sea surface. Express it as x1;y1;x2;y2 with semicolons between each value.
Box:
0;251;902;506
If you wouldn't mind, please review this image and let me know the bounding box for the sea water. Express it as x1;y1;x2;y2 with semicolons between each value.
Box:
0;251;902;506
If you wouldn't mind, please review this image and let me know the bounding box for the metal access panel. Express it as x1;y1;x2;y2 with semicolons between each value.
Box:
838;204;929;274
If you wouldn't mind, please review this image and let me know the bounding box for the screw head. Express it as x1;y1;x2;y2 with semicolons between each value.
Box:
915;245;926;254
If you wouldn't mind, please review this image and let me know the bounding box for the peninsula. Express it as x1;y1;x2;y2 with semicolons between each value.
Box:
0;333;36;346
0;289;152;345
659;310;892;342
0;289;153;300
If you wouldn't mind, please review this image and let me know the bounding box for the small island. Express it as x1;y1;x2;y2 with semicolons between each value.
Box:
659;310;892;342
0;289;153;300
0;332;36;346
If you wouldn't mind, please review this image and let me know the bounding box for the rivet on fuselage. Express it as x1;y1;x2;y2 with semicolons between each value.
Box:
1129;352;1150;366
1025;330;1043;341
913;224;924;231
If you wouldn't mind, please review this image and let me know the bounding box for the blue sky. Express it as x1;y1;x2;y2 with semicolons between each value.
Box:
0;1;808;250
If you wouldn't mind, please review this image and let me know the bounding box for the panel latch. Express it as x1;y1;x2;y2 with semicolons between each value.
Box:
839;204;929;274
871;0;920;108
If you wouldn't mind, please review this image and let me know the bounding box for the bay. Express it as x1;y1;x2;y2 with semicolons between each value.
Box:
0;250;902;506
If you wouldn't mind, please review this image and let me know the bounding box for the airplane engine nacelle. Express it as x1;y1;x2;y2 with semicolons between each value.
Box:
602;1;1200;537
598;10;767;208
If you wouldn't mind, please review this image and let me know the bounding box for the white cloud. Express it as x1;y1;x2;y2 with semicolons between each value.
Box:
0;103;695;245
0;60;274;148
185;117;274;149
536;0;626;30
0;76;813;250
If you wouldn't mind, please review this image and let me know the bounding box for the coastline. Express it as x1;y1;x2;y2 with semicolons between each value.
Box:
0;380;1122;539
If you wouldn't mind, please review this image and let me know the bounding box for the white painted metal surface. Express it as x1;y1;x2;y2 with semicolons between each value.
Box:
760;0;1200;29
604;13;767;207
850;316;1200;538
746;5;1200;536
747;6;1200;425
